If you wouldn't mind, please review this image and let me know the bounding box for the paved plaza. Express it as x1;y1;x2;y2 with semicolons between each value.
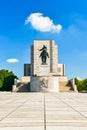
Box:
0;92;87;130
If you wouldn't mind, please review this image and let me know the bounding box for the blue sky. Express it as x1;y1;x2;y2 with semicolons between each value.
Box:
0;0;87;79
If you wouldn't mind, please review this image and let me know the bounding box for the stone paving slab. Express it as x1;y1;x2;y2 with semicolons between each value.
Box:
46;126;87;130
0;127;44;130
0;92;87;129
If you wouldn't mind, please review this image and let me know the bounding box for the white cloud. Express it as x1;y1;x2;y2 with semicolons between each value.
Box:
25;12;62;33
6;58;19;63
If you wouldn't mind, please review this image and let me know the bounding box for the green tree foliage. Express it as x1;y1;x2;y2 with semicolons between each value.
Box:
82;79;87;91
75;78;87;92
0;79;3;88
0;69;18;91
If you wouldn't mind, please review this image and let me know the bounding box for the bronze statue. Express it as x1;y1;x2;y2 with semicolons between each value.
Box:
39;45;49;65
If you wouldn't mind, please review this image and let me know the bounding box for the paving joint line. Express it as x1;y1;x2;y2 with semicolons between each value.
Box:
54;94;87;119
44;93;46;130
0;94;38;122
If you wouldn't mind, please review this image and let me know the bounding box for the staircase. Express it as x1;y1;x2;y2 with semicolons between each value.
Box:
59;81;74;92
14;82;30;92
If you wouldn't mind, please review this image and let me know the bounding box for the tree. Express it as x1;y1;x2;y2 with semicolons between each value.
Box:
82;79;87;91
75;78;87;92
0;79;3;88
0;69;18;91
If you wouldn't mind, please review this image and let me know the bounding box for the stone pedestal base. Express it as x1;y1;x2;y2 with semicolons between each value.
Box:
30;76;59;92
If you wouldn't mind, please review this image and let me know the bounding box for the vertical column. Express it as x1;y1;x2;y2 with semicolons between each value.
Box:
31;45;34;75
52;41;58;74
50;40;53;73
63;64;65;76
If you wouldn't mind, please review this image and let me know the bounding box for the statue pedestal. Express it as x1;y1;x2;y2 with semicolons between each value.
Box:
30;76;59;92
39;65;49;76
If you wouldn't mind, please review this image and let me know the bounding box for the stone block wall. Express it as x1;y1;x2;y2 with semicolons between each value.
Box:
30;76;59;92
31;40;59;76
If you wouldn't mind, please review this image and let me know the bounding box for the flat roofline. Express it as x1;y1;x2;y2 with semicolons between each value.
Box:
34;39;55;41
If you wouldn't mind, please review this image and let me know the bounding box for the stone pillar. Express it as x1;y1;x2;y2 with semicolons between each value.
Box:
12;85;17;92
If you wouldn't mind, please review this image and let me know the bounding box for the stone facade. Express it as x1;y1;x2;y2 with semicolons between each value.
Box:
24;40;65;77
32;40;55;76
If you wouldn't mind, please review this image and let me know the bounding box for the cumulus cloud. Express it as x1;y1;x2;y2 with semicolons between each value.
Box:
25;12;62;33
6;58;19;63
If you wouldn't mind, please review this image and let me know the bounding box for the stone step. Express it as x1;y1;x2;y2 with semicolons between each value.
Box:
59;85;73;92
15;82;30;92
59;81;74;92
